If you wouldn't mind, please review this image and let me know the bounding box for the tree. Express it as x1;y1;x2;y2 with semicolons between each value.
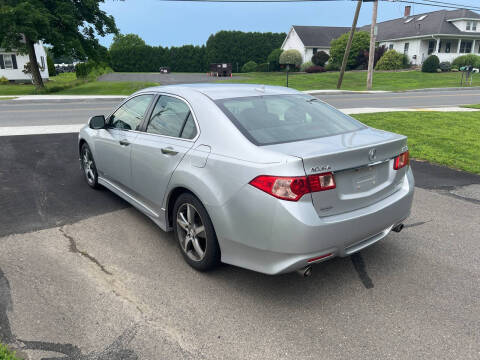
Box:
0;0;118;90
241;61;257;73
311;51;329;67
356;45;387;70
110;34;146;52
329;31;370;70
206;31;285;72
279;49;302;69
267;48;283;71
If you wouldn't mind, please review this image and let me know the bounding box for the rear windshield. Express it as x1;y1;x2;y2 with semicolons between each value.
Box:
216;94;365;145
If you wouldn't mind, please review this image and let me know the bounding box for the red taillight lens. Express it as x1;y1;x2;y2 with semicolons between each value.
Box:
394;151;409;170
249;172;336;201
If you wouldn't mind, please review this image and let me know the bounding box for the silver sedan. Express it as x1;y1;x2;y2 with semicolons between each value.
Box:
79;84;414;276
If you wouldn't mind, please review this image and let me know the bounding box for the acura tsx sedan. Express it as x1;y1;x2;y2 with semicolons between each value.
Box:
79;84;414;276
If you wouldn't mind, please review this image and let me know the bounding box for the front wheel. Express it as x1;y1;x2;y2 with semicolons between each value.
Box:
173;193;220;271
80;143;100;189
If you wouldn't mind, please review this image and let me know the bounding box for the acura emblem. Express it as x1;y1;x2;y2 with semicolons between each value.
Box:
368;148;377;161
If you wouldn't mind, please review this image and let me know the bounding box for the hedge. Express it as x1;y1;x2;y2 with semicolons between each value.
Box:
422;55;440;73
452;54;480;68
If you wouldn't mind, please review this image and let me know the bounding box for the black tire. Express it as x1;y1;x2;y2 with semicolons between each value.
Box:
173;193;220;271
80;143;100;189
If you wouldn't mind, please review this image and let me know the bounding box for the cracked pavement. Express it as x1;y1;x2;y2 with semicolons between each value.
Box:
1;133;480;359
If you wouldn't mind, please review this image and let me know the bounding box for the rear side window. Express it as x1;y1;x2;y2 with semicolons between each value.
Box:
147;95;197;139
216;94;364;145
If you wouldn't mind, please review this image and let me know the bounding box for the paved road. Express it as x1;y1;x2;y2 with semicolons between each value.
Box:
99;72;240;85
316;88;480;109
1;132;480;359
0;99;118;127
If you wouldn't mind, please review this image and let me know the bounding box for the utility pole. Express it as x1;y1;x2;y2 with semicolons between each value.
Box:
337;0;362;89
367;0;379;90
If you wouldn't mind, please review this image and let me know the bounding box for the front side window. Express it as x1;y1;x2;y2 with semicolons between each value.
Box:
445;42;451;53
467;21;471;31
216;94;365;146
404;43;409;54
146;95;197;139
389;44;394;50
428;40;436;55
109;94;154;131
473;21;478;31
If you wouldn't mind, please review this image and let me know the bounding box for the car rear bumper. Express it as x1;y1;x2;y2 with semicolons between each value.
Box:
209;167;414;275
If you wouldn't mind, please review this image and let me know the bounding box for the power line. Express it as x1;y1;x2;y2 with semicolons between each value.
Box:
387;0;480;11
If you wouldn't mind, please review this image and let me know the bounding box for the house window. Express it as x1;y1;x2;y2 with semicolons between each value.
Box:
312;48;318;54
467;21;471;31
460;40;473;53
473;21;478;31
40;56;45;70
389;44;394;50
404;42;409;54
428;40;436;55
3;54;13;69
445;42;451;53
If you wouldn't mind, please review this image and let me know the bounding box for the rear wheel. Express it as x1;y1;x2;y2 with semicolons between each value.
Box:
80;143;100;189
173;193;220;271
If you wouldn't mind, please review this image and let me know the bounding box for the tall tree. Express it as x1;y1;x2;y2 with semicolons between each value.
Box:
0;0;118;90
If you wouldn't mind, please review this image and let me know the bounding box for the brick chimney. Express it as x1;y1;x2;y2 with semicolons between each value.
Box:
404;6;411;17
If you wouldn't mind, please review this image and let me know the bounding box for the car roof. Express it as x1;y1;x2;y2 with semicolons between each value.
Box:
136;83;302;100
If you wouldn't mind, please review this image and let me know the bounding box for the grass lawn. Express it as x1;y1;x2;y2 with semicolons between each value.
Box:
353;111;480;174
230;71;467;91
0;343;21;360
0;73;157;96
461;104;480;109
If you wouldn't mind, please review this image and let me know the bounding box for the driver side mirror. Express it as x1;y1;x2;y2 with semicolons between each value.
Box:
89;115;106;129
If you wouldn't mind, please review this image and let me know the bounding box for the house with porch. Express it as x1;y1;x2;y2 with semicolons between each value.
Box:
0;41;49;82
282;8;480;66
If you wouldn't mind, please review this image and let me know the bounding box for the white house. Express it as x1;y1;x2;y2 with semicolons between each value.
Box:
282;8;480;66
281;26;350;64
0;41;49;82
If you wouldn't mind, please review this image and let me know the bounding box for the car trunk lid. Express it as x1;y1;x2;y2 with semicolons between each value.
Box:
264;128;409;216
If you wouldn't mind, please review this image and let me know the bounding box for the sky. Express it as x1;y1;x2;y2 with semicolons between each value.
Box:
99;0;480;48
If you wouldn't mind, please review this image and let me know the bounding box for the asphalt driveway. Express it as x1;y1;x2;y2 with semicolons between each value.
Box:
1;131;480;360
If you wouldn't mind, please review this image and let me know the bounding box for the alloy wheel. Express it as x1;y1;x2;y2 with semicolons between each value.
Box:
176;203;207;262
82;147;96;185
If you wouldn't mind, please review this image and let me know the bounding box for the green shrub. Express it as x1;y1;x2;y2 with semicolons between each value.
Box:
300;61;313;71
47;55;56;76
255;62;269;72
76;61;112;80
311;51;329;66
279;49;302;68
267;48;283;71
439;61;452;72
0;76;8;84
0;344;22;360
75;63;89;78
329;31;370;69
452;54;480;68
325;62;340;71
422;55;440;73
241;61;257;73
375;50;408;70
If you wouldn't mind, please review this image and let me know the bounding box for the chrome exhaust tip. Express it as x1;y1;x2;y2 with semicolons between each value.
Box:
392;223;404;233
296;265;312;277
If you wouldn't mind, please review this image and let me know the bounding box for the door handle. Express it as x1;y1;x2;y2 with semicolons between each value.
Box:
161;147;178;155
119;139;130;146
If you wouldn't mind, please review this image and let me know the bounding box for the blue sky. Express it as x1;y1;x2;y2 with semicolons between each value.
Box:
100;0;480;48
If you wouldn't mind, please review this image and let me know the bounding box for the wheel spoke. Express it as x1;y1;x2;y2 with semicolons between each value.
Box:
194;224;205;237
186;204;194;223
192;237;204;258
177;212;189;230
184;236;192;252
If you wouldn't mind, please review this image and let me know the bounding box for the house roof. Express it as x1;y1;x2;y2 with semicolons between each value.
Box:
361;9;480;41
292;26;351;47
290;9;480;48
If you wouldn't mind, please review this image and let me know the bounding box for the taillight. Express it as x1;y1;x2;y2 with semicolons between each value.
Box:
249;172;336;201
394;151;409;170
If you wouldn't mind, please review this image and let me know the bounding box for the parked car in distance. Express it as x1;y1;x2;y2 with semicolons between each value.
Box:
79;84;414;276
